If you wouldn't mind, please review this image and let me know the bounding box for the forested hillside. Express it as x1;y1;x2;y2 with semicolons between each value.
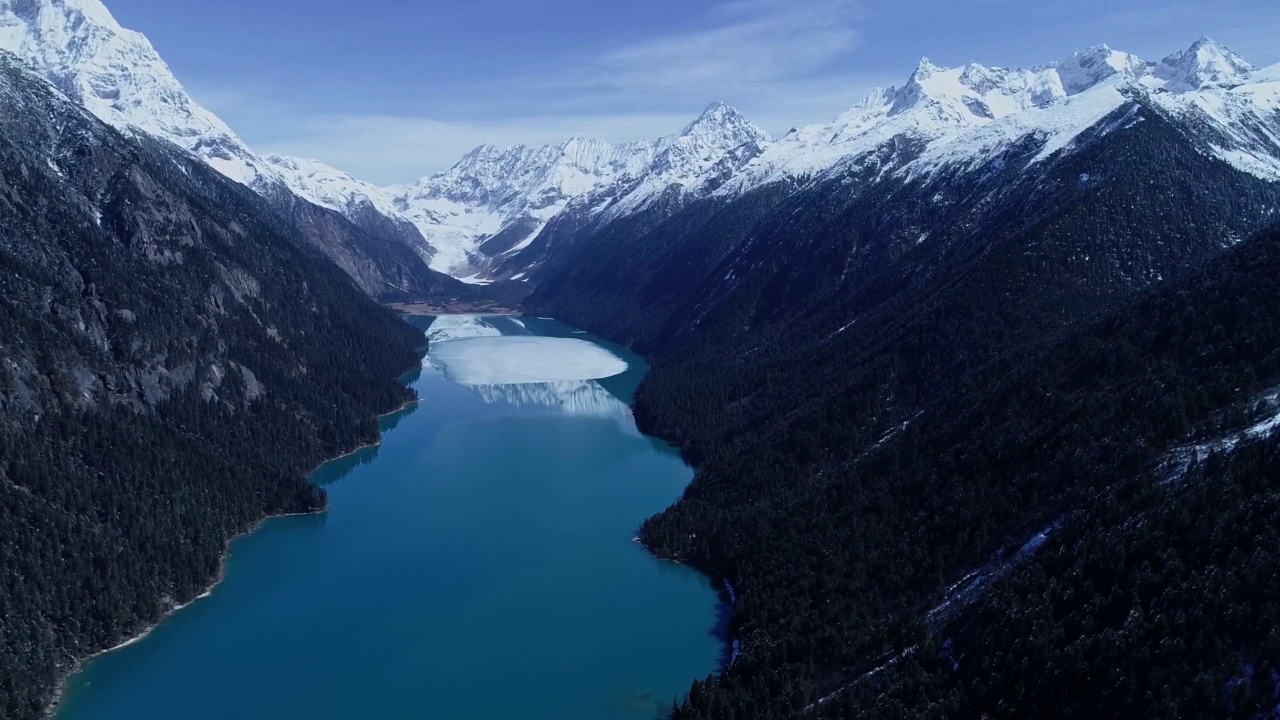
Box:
0;54;424;719
652;222;1280;718
524;85;1280;718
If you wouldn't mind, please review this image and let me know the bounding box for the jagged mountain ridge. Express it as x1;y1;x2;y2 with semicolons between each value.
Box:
275;37;1274;281
4;0;1274;287
264;101;771;277
702;38;1277;196
417;36;1280;281
0;0;465;300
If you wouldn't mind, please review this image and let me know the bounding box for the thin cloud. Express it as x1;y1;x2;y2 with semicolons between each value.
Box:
547;0;866;104
219;0;881;184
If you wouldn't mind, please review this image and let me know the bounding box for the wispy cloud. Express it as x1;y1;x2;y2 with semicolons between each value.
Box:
559;0;864;98
204;0;880;184
179;0;879;185
529;0;873;120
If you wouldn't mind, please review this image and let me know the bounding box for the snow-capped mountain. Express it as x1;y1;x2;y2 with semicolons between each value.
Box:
481;37;1279;281
385;137;658;276
261;154;399;221
379;101;770;277
714;38;1279;195
260;103;770;278
0;0;280;188
2;0;1274;287
0;0;456;299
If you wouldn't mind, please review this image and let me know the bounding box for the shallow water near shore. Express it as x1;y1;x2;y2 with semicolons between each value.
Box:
57;316;724;720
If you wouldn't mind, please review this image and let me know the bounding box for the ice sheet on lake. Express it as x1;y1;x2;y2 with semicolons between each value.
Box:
427;336;628;385
426;315;503;343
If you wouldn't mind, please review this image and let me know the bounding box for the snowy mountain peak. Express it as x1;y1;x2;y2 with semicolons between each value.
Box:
1157;37;1253;91
720;36;1279;201
891;58;1064;121
856;86;897;109
1053;44;1148;95
913;57;941;79
678;101;770;145
697;99;732;116
0;0;280;188
260;153;396;216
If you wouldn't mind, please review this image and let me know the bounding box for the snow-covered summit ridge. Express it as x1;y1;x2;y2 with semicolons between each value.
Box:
0;1;1274;279
1156;36;1255;92
261;153;400;218
0;0;284;188
372;99;771;274
719;37;1280;193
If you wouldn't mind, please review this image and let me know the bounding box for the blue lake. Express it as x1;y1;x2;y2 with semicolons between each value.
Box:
58;316;724;720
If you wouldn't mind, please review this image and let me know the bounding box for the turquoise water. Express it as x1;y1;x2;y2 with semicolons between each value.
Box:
58;316;724;720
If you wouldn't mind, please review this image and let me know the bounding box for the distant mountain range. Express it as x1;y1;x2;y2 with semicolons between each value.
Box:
5;0;1275;288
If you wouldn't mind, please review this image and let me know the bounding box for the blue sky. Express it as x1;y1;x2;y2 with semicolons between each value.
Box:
103;0;1280;184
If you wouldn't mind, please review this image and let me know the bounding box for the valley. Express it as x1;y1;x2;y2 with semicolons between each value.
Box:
55;316;724;720
2;0;1280;718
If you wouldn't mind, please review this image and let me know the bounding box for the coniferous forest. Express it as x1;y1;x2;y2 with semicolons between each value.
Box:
639;223;1280;719
0;56;424;719
524;96;1280;717
4;8;1280;718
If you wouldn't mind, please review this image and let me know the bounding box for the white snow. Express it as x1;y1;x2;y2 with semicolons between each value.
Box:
382;103;770;275
0;0;288;194
6;5;1277;285
425;315;503;343
427;337;628;385
715;38;1280;199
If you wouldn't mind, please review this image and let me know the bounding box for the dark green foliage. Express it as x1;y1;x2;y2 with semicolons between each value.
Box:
658;222;1280;719
0;56;423;719
526;94;1280;719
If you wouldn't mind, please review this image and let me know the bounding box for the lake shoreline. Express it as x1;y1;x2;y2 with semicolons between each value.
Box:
45;396;423;719
52;318;728;719
631;536;740;671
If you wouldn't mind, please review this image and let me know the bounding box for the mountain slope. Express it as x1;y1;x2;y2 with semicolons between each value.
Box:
660;218;1280;719
0;51;424;720
511;37;1280;720
374;102;771;277
0;0;464;301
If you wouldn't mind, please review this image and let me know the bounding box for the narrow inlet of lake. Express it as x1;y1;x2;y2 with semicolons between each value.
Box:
58;315;725;720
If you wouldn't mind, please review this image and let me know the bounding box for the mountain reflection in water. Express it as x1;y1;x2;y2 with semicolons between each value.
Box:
464;380;634;424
